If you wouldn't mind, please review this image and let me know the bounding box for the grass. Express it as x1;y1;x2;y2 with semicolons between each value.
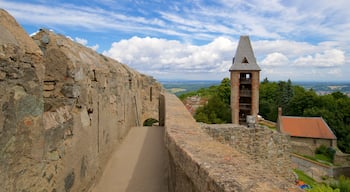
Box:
294;169;318;188
295;169;350;192
301;154;333;166
258;122;276;130
315;154;333;164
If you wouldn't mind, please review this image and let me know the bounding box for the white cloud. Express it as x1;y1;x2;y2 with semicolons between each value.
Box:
103;36;349;81
89;44;99;51
293;49;345;68
74;37;99;51
75;37;88;45
103;36;235;79
261;52;289;67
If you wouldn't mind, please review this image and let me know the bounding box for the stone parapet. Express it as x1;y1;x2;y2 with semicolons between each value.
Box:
163;93;301;192
200;123;295;182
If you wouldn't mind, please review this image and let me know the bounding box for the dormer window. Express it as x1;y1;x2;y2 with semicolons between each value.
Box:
242;57;248;64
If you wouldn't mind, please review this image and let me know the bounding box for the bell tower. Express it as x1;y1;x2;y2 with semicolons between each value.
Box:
229;36;261;125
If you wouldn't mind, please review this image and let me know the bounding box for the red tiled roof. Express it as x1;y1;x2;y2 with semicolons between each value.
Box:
280;116;336;139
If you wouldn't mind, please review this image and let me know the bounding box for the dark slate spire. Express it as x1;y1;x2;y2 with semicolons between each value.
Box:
229;36;261;71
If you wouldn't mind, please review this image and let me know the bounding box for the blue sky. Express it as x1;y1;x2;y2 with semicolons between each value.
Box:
1;0;350;81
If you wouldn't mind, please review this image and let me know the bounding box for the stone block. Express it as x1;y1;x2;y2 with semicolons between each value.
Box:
61;84;80;98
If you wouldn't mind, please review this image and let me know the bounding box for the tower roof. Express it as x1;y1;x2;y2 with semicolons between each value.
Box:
229;36;261;71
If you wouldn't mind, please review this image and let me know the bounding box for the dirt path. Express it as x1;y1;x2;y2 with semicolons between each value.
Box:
91;126;168;192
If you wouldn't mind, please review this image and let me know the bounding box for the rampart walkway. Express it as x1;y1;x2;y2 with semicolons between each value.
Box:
90;126;168;192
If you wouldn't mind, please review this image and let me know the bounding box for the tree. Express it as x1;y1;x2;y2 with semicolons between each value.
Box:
194;94;231;124
276;79;294;111
217;77;231;105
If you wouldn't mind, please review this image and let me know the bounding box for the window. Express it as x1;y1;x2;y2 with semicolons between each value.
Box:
150;87;153;102
242;57;248;64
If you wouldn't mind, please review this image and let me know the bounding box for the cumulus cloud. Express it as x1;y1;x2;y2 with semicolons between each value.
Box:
260;52;289;67
103;36;235;79
103;36;348;81
293;49;345;68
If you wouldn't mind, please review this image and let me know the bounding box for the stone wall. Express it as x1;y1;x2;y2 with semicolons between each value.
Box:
0;9;46;192
334;152;350;166
0;9;162;192
200;123;295;181
163;93;302;192
290;137;334;154
292;154;350;181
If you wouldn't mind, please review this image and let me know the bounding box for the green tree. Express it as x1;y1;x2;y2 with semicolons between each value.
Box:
217;77;231;105
259;80;278;121
194;94;231;124
286;86;317;116
276;79;294;111
192;78;231;124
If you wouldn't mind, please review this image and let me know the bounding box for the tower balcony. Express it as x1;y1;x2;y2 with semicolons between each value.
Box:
239;79;252;84
239;90;252;97
239;103;251;110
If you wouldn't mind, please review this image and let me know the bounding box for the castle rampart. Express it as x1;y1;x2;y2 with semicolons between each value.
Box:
163;93;301;191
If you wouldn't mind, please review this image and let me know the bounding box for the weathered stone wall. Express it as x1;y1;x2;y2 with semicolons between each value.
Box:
292;154;350;180
0;9;46;192
163;93;302;192
0;9;162;192
292;154;332;181
290;137;334;155
334;152;350;166
200;123;295;182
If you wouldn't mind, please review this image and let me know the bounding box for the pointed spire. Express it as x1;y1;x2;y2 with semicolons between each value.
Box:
229;36;261;71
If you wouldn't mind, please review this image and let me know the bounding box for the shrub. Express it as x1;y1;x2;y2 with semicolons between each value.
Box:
316;145;328;155
315;145;336;162
306;184;340;192
330;175;350;192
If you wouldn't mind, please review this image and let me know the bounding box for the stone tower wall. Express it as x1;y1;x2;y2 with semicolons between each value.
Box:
0;9;162;192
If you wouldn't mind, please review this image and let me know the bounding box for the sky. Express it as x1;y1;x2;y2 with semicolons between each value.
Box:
1;0;350;82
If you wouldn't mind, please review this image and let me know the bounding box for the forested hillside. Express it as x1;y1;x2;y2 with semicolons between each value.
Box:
179;78;350;153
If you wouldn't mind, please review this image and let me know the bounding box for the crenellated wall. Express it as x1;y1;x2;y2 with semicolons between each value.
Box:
163;93;302;192
0;9;162;192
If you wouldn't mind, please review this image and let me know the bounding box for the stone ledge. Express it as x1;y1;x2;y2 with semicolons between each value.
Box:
164;93;302;192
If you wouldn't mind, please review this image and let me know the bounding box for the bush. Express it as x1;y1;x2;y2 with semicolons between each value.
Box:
330;175;350;192
316;145;328;155
315;145;336;162
306;184;339;192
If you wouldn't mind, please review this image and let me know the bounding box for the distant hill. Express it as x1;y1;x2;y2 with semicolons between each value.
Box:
295;81;350;96
160;80;350;97
160;80;220;96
